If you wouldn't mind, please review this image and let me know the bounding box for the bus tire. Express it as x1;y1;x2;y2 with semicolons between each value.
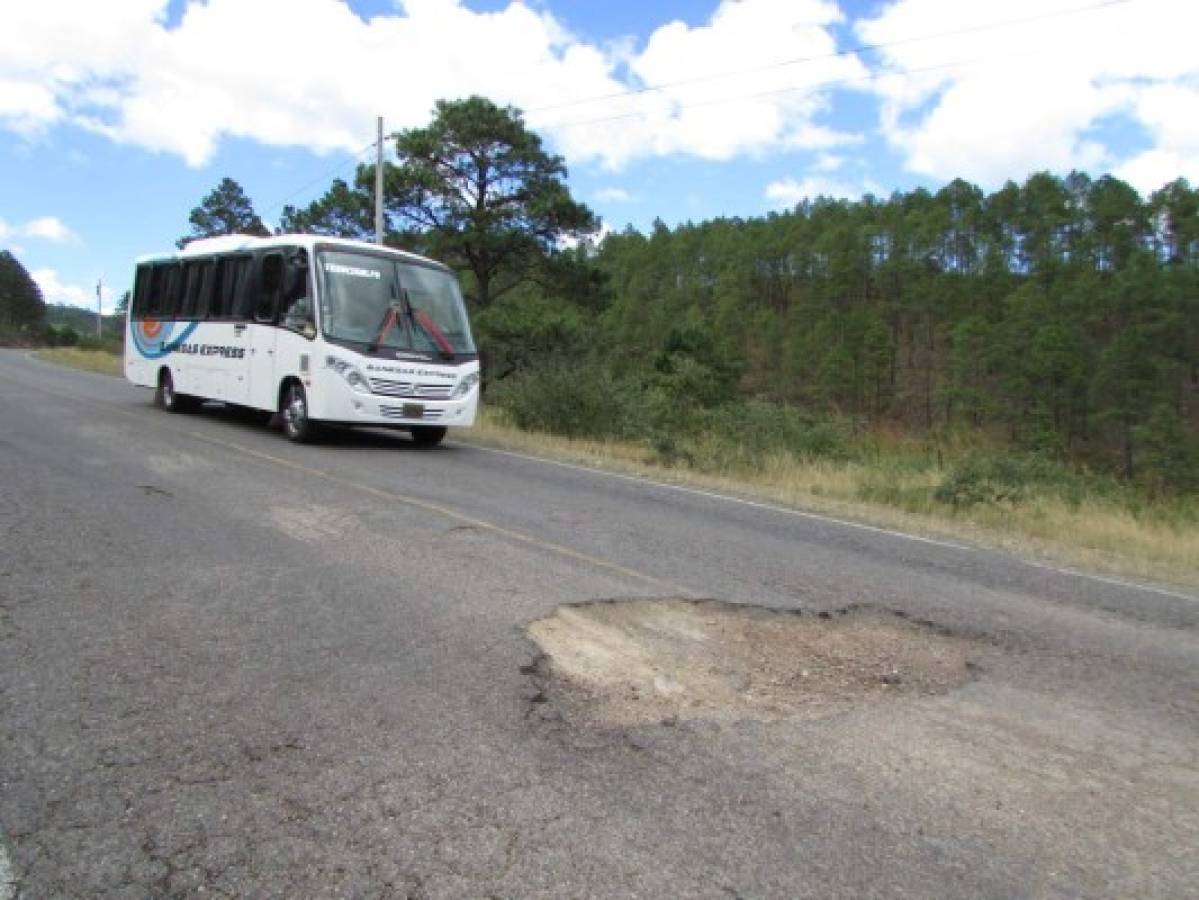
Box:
281;382;319;443
409;425;447;447
157;368;198;413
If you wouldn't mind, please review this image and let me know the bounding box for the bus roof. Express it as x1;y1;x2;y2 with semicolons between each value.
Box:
136;234;447;270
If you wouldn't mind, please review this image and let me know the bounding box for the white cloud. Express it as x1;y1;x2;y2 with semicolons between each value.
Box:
31;268;116;312
593;187;634;203
855;0;1199;192
0;79;62;135
0;0;867;170
0;1;162;136
0;216;77;243
21;216;77;242
765;174;884;206
541;0;868;168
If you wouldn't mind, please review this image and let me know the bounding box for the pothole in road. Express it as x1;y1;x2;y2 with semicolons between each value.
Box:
525;598;979;726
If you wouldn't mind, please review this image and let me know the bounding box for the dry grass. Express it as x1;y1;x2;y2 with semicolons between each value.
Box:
36;347;123;377
33;350;1197;588
464;409;1199;589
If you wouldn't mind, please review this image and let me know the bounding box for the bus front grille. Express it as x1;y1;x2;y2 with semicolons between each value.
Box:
369;378;453;400
380;405;445;421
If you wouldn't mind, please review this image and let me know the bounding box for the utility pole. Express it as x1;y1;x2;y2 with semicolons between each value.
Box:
96;277;103;339
375;116;384;245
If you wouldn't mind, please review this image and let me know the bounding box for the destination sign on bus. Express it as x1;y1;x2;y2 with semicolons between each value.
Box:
325;263;382;279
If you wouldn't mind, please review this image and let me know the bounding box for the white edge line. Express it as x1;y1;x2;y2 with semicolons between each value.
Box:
0;834;16;900
1019;560;1199;603
460;443;975;551
19;352;1195;605
460;443;1199;605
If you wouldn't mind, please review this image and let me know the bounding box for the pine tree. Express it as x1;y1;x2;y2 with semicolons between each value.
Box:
178;177;270;248
0;250;46;330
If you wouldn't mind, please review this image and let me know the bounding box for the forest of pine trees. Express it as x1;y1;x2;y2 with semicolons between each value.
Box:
167;150;1199;497
185;104;1196;493
484;172;1198;493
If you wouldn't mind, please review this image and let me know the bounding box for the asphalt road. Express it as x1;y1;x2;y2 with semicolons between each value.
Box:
1;349;1196;898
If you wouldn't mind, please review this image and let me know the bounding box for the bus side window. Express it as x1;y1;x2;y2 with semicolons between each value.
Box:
255;253;284;323
279;250;313;334
132;265;152;320
213;257;233;319
146;264;168;318
162;263;183;320
230;256;254;320
194;260;214;320
179;262;199;319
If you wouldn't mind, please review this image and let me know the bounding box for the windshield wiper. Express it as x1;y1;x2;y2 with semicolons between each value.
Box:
368;303;403;353
412;307;456;360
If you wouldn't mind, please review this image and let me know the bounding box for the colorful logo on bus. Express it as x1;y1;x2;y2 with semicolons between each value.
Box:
130;319;199;360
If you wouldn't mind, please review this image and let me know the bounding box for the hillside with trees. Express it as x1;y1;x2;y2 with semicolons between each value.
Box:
574;174;1199;491
189;99;1199;498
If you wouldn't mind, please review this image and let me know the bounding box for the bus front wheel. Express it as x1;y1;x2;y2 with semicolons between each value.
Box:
281;382;319;443
409;425;447;447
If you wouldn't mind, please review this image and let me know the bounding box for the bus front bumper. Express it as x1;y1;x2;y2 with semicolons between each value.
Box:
313;386;479;429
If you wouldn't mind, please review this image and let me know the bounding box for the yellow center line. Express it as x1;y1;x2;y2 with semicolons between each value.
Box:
3;359;690;595
182;428;692;594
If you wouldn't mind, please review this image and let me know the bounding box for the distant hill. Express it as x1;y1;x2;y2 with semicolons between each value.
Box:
44;303;124;336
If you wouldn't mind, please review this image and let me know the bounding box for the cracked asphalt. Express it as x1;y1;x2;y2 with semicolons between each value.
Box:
1;349;1197;898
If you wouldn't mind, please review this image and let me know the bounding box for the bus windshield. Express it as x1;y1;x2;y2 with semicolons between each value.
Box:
317;250;476;356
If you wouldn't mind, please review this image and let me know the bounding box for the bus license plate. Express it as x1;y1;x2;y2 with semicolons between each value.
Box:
403;403;424;419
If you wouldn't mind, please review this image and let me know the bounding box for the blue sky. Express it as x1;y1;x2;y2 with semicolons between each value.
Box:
2;0;1196;312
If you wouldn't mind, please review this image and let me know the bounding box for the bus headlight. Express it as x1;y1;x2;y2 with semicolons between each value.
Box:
326;356;371;394
451;372;480;399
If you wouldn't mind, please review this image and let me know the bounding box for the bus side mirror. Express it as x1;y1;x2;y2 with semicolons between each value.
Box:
283;261;308;299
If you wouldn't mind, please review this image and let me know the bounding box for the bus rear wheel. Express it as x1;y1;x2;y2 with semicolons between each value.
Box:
409;425;447;447
281;382;319;443
157;369;198;413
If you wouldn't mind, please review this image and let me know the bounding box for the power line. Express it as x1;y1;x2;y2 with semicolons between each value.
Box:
260;139;377;221
524;0;1133;116
258;0;1135;218
535;46;1051;133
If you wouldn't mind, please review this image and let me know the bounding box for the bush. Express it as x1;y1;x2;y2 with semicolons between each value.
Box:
41;324;79;347
933;455;1028;508
699;403;855;462
489;362;634;440
932;452;1115;510
1133;405;1199;496
856;473;935;512
76;333;123;354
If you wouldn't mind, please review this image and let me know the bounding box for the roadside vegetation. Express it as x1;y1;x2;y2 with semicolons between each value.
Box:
9;96;1197;585
28;339;1199;585
35;346;123;377
467;407;1199;587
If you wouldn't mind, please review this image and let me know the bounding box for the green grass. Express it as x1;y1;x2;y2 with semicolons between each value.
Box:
35;348;1198;588
35;347;124;377
465;407;1199;589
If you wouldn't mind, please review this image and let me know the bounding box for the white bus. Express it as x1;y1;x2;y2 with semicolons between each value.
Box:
125;234;480;445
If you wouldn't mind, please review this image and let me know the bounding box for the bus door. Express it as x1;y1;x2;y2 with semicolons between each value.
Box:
247;252;285;411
